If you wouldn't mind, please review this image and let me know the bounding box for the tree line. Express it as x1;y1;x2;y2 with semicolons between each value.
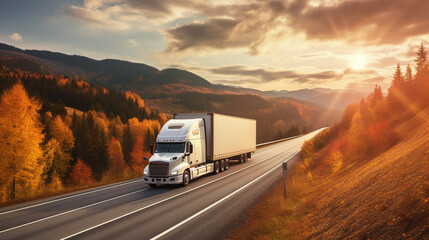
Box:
301;43;429;174
0;59;166;203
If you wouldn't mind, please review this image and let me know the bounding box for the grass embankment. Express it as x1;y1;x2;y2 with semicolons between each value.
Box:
0;173;141;208
228;108;429;239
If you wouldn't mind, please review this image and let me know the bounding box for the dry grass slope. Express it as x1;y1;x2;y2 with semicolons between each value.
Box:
228;108;429;239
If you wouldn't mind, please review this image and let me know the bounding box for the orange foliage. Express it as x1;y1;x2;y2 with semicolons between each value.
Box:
69;159;94;185
125;91;145;109
129;136;148;174
57;77;70;86
0;83;44;201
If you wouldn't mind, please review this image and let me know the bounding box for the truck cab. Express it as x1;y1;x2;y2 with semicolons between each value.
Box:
143;119;205;187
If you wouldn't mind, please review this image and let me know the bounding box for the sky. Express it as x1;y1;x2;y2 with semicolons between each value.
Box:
1;0;429;92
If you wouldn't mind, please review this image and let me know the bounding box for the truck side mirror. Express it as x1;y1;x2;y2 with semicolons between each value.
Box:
185;142;193;155
143;156;148;161
150;143;155;155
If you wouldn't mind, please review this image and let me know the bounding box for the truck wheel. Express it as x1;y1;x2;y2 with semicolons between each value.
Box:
243;154;248;163
220;159;225;172
182;170;190;187
239;155;243;164
149;184;157;188
214;161;220;174
224;159;229;170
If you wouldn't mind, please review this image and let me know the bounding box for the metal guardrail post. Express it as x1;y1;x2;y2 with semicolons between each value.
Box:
282;161;287;199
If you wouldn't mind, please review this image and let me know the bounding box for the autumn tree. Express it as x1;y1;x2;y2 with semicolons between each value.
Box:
129;135;145;174
107;137;125;178
48;116;75;182
123;124;135;164
0;83;44;200
69;159;94;185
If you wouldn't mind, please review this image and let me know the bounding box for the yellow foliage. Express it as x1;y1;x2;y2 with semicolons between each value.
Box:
330;150;343;173
0;83;44;201
125;91;145;108
50;116;75;152
107;137;125;178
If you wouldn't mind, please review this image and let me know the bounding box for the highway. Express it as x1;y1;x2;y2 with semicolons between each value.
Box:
0;129;323;240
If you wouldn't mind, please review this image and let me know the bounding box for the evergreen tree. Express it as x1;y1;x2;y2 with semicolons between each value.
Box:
415;43;428;81
388;64;404;110
405;64;413;83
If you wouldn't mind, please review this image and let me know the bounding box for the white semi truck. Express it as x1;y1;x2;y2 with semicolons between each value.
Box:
143;113;256;187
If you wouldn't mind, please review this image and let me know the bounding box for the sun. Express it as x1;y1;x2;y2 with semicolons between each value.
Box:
349;53;367;69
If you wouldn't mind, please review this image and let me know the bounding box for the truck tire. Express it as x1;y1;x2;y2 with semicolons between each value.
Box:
220;159;225;172
182;170;190;187
243;154;248;163
238;155;243;164
149;183;157;188
225;159;229;170
214;161;220;174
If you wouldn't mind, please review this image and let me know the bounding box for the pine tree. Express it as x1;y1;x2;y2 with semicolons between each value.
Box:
391;63;404;88
415;43;428;81
405;64;413;83
0;83;44;200
388;63;404;110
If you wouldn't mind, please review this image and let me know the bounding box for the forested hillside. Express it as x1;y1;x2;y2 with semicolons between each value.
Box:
229;44;429;240
0;57;167;204
0;43;338;143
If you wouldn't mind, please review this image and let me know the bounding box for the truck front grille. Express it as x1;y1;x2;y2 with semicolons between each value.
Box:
149;162;169;177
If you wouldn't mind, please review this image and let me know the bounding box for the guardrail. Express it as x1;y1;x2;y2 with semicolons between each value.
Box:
256;134;305;147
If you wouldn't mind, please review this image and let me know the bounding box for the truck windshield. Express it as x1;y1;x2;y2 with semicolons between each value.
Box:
155;143;186;153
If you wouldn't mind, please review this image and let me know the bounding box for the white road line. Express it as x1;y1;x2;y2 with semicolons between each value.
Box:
150;151;301;240
0;188;148;234
0;178;145;216
0;136;298;216
60;147;299;240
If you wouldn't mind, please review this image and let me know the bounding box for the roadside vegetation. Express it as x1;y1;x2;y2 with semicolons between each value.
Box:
228;44;429;239
0;60;167;206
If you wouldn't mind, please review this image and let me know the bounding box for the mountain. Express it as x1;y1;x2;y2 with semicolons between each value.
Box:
0;43;341;142
0;43;365;110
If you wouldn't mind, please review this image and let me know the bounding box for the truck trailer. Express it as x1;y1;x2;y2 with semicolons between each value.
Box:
143;113;256;187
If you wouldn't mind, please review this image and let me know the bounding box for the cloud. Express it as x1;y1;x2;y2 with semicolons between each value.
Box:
9;33;22;41
165;1;286;54
207;65;340;84
65;4;130;30
287;0;429;45
126;39;139;47
165;18;240;52
64;0;429;54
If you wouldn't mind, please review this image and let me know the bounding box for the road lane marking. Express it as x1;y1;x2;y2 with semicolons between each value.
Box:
0;178;145;216
150;151;301;240
0;134;302;216
0;188;148;234
60;147;300;240
0;140;298;236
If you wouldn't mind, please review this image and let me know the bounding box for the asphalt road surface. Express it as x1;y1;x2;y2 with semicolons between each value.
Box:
0;129;324;240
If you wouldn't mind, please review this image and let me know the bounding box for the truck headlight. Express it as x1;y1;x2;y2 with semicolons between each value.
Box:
170;170;178;175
